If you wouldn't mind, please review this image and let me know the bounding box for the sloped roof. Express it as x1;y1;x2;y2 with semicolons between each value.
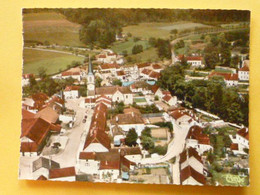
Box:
237;128;249;140
110;147;142;156
49;167;76;179
208;72;238;81
62;71;80;76
141;68;152;75
179;147;203;164
116;70;125;76
180;166;206;185
123;106;141;115
111;113;144;125
22;109;35;120
149;71;160;79
35;107;59;124
163;95;173;102
100;63;120;70
137;63;150;69
152;64;162;69
151;85;160;94
239;65;249;72
64;85;80;91
32;157;60;172
96;86;132;95
186;125;210;145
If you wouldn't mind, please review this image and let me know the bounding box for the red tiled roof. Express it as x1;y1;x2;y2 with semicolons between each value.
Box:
37;175;47;180
49;167;76;179
239;65;249;72
180;166;206;185
20;142;38;152
230;143;239;150
85;98;96;103
31;93;49;110
179;147;203;164
100;161;120;170
64;85;80;91
116;70;125;76
237;128;249;140
62;71;80;76
208;72;238;81
152;64;162;69
111;113;144;125
35;107;59;124
137;63;150;69
23;74;34;79
100;63;120;70
163;95;172;102
98;54;106;58
96;86;132;95
141;68;152;75
186;125;210;145
79;152;96;160
22;109;35;120
151;85;160;94
149;71;160;79
186;56;203;61
170;110;186;120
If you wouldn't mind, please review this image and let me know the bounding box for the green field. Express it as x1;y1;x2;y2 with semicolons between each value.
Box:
23;49;84;75
129;47;159;63
23;12;84;47
123;22;212;39
111;38;149;55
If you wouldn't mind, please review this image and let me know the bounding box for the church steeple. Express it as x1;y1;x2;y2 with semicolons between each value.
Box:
87;56;95;97
88;57;93;75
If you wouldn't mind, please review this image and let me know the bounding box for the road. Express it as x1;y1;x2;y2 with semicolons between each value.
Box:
50;99;91;167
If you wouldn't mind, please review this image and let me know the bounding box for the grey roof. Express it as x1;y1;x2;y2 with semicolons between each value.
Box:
88;58;93;75
32;157;60;172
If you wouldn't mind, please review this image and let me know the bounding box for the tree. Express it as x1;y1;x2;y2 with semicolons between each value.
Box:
125;128;138;147
170;29;178;35
122;50;128;57
156;38;171;59
231;55;240;68
38;67;47;80
95;76;102;87
132;44;143;54
148;37;157;47
112;79;122;86
141;127;151;138
203;43;219;69
79;86;87;97
133;37;140;42
127;32;132;37
141;136;154;150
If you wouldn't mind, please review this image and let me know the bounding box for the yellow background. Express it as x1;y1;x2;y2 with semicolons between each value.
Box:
0;0;259;194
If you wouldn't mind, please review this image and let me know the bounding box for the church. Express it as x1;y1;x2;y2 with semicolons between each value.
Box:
86;59;133;105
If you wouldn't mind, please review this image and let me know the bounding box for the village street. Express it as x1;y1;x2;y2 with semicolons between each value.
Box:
49;99;91;167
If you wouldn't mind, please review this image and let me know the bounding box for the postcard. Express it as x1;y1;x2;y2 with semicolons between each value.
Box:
20;8;250;186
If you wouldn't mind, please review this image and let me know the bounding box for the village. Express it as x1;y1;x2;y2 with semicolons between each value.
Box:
20;43;249;185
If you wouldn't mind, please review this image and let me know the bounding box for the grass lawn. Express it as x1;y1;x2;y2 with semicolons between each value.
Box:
123;22;212;39
134;98;147;103
23;12;84;47
23;49;84;75
111;38;149;55
129;47;159;63
214;68;233;73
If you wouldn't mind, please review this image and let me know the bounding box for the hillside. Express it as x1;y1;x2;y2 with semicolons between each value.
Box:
23;12;84;47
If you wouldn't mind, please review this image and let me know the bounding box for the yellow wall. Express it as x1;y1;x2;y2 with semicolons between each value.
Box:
0;0;259;194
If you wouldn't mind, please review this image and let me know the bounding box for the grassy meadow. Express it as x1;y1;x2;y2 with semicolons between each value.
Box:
23;12;84;47
23;49;84;75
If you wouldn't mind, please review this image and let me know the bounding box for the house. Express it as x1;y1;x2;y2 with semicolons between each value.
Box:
22;73;34;87
111;147;142;162
116;70;126;81
96;50;124;65
152;64;163;72
49;167;76;181
80;95;112;109
45;95;64;114
238;61;249;81
169;110;195;126
32;157;60;180
129;81;153;95
151;85;164;99
99;63;121;75
208;72;238;87
229;128;249;155
176;55;204;68
82;103;110;153
110;112;145;136
61;71;81;81
95;86;133;105
162;95;177;106
20;109;61;156
34;107;59;124
186;125;213;155
63;86;80;99
148;71;161;81
122;65;139;80
22;92;49;112
179;148;206;185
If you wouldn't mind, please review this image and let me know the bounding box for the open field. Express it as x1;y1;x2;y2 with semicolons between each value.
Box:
23;49;84;75
111;38;149;55
23;12;84;47
128;47;159;63
123;22;213;39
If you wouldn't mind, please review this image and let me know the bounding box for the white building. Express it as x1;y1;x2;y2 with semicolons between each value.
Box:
162;95;177;106
238;61;249;81
230;128;249;155
63;86;80;99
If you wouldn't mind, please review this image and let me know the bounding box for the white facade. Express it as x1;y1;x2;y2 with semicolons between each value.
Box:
78;159;100;175
238;70;249;81
84;143;109;153
63;90;79;99
186;139;213;155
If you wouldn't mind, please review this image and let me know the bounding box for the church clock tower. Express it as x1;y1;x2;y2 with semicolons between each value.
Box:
87;58;95;97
